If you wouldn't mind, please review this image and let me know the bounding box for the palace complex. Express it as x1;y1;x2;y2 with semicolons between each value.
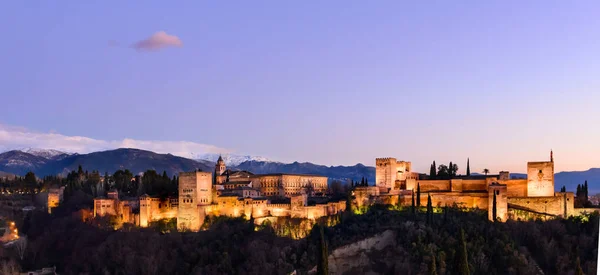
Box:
90;151;587;230
93;156;344;231
355;151;577;221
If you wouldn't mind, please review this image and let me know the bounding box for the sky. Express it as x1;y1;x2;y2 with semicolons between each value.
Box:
1;1;599;174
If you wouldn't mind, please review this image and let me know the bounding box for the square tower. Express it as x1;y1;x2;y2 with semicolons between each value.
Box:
376;158;397;190
526;161;554;197
178;171;213;231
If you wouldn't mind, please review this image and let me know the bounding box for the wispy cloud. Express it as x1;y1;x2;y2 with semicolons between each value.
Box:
0;124;230;158
132;31;183;51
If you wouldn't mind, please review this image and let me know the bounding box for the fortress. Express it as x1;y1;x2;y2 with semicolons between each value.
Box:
93;156;344;231
355;151;575;221
91;151;581;228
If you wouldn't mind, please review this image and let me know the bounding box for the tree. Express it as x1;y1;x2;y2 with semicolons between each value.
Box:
365;178;368;186
432;161;437;178
466;158;471;176
437;165;449;179
317;226;328;275
584;180;588;199
411;189;416;214
426;193;433;225
24;171;37;186
417;183;421;208
361;177;365;186
483;169;490;176
449;163;458;177
560;186;566;192
430;162;437;178
492;191;497;222
457;228;470;275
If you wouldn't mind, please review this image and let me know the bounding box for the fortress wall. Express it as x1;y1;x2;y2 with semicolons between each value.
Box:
422;192;489;209
508;194;571;217
417;180;450;192
502;179;528;197
461;180;487;191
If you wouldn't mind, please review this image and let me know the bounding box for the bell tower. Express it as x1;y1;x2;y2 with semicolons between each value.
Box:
215;155;226;176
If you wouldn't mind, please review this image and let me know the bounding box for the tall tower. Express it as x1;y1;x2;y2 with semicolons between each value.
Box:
375;158;397;190
177;171;212;231
215;155;226;176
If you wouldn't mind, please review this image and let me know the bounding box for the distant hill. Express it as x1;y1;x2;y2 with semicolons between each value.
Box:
233;160;375;183
555;169;600;194
18;148;71;160
195;153;270;166
0;148;212;177
0;150;50;175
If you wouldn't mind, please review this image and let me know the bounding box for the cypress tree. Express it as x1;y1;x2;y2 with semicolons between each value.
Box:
417;183;421;208
433;161;437;178
584;180;588;199
365;178;368;186
427;193;433;224
317;226;329;275
576;184;581;197
492;191;497;222
457;228;470;275
361;177;365;186
466;158;471;176
411;189;416;214
449;162;453;177
430;163;436;178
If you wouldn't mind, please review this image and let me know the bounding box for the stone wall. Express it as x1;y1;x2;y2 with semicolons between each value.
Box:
140;197;177;227
416;180;450;192
507;192;573;217
502;179;528;197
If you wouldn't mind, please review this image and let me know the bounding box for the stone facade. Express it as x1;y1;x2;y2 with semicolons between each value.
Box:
371;151;577;221
177;171;212;231
375;158;417;192
214;157;328;197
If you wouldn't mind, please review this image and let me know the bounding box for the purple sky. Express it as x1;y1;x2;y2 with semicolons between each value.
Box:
1;1;599;174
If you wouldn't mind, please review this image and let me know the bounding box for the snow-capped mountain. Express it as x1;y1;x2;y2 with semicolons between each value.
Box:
18;148;71;160
194;153;271;166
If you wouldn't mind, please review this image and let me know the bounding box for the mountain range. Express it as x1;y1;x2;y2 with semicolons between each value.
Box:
0;148;597;194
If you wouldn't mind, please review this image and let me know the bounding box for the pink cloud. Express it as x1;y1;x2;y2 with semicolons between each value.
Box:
132;31;183;51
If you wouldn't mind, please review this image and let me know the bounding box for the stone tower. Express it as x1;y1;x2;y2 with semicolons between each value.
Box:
526;150;555;197
376;158;397;190
215;155;226;176
375;158;413;191
177;171;213;231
